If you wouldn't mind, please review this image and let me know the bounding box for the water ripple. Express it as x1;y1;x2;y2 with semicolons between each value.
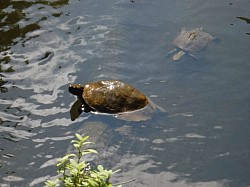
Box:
1;1;249;187
0;126;36;141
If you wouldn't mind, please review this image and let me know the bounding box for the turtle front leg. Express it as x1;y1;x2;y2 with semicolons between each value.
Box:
78;97;95;113
172;50;185;61
81;103;95;113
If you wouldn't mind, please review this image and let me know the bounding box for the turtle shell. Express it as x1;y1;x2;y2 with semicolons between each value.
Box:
69;80;148;114
173;27;214;53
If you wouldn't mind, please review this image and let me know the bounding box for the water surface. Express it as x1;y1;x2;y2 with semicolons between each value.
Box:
0;0;250;186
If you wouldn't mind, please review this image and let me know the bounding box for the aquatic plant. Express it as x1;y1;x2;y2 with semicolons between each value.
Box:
45;133;121;187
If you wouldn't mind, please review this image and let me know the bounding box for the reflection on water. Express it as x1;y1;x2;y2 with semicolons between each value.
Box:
1;0;250;187
0;0;69;93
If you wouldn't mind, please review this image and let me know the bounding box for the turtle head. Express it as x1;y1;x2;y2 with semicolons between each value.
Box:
69;84;84;96
69;84;95;113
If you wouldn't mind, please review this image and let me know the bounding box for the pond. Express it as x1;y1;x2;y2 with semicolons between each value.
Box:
0;0;250;186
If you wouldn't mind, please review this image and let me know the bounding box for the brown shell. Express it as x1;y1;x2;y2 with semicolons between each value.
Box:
79;80;148;114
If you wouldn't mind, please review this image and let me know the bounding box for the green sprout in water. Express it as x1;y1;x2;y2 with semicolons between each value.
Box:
45;133;121;187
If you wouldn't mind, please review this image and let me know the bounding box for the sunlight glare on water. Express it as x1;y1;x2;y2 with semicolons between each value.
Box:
0;0;250;187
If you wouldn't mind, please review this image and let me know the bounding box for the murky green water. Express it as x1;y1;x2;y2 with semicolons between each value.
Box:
1;0;250;186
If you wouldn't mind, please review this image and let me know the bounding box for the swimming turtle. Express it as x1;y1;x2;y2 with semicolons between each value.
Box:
69;80;166;121
166;27;217;61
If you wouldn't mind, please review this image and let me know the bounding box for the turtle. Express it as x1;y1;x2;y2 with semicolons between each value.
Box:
166;27;217;61
69;80;166;121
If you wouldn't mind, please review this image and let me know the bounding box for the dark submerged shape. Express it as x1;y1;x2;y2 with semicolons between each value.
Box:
166;27;216;61
69;80;148;114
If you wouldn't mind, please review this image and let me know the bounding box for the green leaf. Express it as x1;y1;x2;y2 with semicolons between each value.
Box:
78;161;87;170
87;178;99;186
73;143;80;148
82;181;88;186
80;136;90;144
97;165;104;172
45;133;124;187
83;149;98;155
75;133;83;140
69;159;79;168
56;154;76;166
71;140;79;143
64;178;74;186
45;179;59;187
81;141;94;145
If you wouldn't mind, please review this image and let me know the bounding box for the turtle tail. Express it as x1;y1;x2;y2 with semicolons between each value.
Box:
69;84;84;96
